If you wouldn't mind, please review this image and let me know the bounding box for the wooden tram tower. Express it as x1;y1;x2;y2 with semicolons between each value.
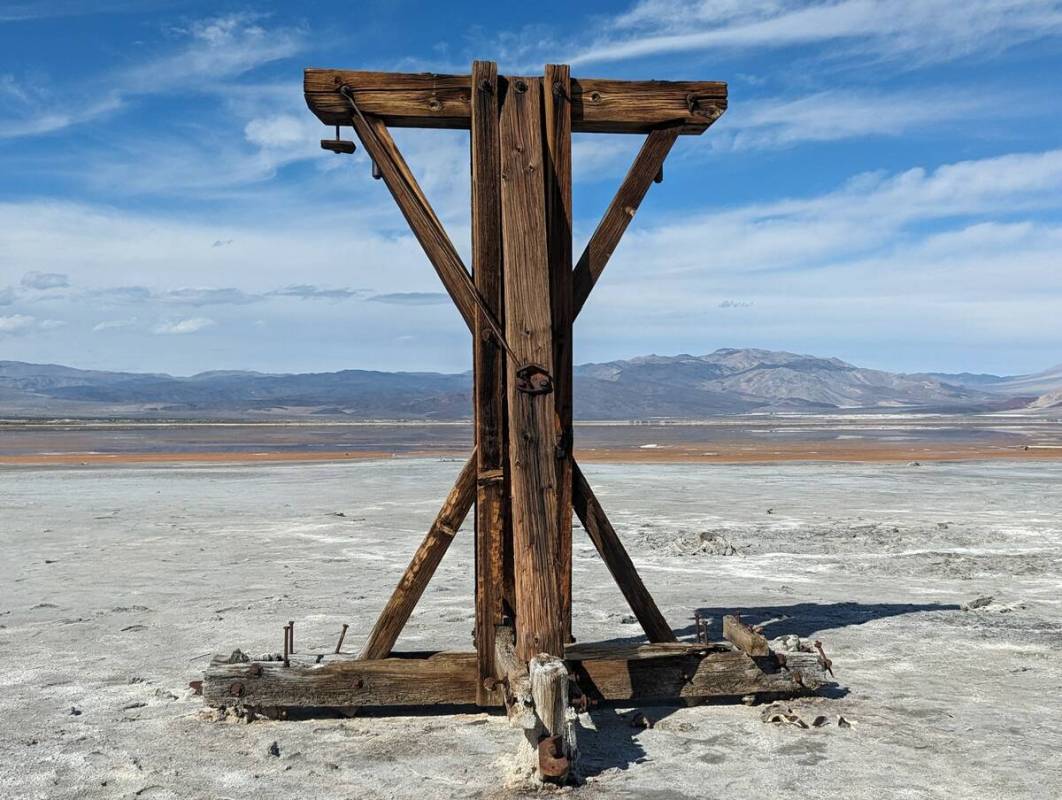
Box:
204;61;833;783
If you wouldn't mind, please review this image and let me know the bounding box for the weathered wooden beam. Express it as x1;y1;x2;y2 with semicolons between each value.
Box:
723;614;771;657
305;70;727;134
571;461;676;643
359;453;477;660
494;625;535;729
471;60;509;707
564;640;721;662
344;111;478;332
571;649;831;702
529;655;573;783
500;76;565;662
203;646;830;708
572;127;680;317
544;63;574;645
205;651;480;708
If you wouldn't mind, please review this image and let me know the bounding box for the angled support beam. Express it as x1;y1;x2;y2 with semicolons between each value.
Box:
345;111;478;332
572;127;681;317
471;60;509;706
544;63;575;644
571;460;676;643
359;452;478;660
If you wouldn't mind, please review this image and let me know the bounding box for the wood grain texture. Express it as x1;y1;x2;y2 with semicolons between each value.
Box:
723;614;771;657
571;650;831;702
572;460;676;643
544;63;574;645
346;112;478;332
202;648;830;708
572;127;680;317
494;625;535;728
359;453;477;660
205;651;480;707
471;60;509;707
564;640;724;662
306;69;727;133
500;76;564;662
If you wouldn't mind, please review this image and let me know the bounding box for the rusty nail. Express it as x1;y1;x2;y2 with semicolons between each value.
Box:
814;640;834;677
228;681;244;697
335;623;349;654
288;621;295;654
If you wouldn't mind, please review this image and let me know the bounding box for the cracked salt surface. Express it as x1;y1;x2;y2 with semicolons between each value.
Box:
1;458;1061;798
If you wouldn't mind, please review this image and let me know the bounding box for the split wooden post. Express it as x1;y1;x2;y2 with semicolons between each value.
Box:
499;76;564;663
544;63;575;644
471;60;510;706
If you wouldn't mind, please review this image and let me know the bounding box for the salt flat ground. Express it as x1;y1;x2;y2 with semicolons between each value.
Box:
1;459;1060;799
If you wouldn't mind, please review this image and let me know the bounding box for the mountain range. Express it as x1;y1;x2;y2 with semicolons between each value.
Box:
1;349;1059;420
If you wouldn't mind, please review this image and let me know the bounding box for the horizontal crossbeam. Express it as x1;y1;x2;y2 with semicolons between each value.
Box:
305;70;727;134
203;646;831;708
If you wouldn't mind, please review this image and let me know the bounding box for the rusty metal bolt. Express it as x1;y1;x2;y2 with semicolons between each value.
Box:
229;681;245;697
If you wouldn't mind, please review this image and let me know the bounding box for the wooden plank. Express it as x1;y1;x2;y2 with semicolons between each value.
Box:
572;650;831;702
529;655;573;783
723;614;771;657
500;76;564;662
203;648;830;708
571;460;676;643
306;69;727;133
359;453;477;660
344;111;478;332
572;127;680;317
471;60;509;707
564;640;721;662
204;651;479;707
544;63;574;645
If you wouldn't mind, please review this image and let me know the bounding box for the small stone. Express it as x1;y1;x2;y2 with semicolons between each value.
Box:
837;715;851;728
620;615;636;624
69;707;82;716
811;715;829;727
268;741;281;757
961;596;994;611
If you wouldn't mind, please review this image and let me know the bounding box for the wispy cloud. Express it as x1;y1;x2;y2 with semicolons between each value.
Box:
367;292;450;305
567;0;1062;67
0;313;64;334
0;13;306;140
21;271;69;290
152;317;215;335
92;318;137;332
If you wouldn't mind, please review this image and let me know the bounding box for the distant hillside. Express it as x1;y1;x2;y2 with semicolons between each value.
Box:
915;363;1062;397
0;349;1041;420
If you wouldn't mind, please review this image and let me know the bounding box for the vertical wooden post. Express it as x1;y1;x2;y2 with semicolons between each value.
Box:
500;75;564;662
471;60;509;706
543;63;574;644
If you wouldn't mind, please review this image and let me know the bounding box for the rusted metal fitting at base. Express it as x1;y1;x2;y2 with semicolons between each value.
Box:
537;734;570;780
814;640;834;677
228;681;244;697
515;363;553;395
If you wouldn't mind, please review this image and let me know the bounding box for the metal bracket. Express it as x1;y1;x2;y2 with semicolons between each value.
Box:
515;364;554;396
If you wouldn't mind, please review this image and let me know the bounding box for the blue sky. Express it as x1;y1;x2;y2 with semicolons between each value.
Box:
1;0;1061;376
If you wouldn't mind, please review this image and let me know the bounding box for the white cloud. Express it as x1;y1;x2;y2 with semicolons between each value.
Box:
152;317;216;335
93;318;138;332
568;0;1062;67
244;114;312;148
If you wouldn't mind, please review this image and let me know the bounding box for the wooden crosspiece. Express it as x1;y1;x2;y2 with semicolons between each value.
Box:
303;62;726;680
203;59;837;784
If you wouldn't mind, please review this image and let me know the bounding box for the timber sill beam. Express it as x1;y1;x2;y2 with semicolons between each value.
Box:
305;70;727;134
203;647;832;708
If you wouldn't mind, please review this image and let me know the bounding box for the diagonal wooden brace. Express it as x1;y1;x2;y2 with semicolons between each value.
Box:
359;452;478;660
345;110;479;332
572;460;676;643
572;126;681;317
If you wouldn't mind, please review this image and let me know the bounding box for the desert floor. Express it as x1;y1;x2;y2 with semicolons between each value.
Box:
2;458;1061;798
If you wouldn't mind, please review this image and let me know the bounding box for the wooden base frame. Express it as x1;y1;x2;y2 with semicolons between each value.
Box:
200;59;838;783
